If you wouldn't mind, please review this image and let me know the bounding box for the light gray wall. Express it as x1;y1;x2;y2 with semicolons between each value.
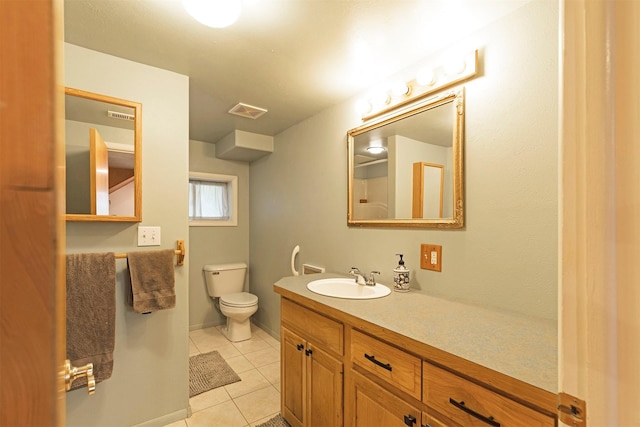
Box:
188;140;250;330
65;44;190;427
250;1;559;338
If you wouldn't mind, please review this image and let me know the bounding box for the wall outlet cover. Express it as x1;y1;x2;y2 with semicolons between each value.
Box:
420;244;442;272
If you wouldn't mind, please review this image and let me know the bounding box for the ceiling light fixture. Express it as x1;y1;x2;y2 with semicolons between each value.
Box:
182;0;242;29
366;146;386;154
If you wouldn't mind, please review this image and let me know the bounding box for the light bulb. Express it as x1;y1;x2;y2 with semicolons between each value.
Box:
371;90;390;107
182;0;242;28
390;81;410;97
444;58;466;75
355;99;372;115
416;67;435;86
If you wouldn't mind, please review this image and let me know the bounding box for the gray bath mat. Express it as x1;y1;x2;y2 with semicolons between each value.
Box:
256;414;291;427
189;351;240;397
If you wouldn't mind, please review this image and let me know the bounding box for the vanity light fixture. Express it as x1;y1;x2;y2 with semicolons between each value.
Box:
182;0;242;28
357;49;478;121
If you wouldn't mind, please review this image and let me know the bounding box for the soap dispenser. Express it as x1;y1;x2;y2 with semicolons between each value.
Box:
393;254;410;292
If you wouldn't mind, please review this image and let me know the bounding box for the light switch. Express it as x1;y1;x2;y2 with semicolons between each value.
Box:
138;226;161;246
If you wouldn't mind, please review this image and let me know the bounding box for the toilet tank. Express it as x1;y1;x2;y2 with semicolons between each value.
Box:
203;262;247;297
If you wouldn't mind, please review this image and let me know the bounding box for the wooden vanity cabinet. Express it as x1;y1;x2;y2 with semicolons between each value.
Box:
276;290;557;427
281;299;343;427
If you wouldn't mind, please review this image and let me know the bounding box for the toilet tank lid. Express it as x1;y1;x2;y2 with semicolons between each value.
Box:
203;262;247;272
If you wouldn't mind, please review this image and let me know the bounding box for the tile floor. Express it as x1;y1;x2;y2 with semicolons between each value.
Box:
164;324;282;427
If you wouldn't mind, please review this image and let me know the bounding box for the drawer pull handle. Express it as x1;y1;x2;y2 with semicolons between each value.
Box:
403;414;417;426
364;353;392;371
449;398;500;427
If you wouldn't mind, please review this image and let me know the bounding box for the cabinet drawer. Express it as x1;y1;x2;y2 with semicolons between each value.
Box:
281;298;343;355
423;363;554;427
351;329;421;400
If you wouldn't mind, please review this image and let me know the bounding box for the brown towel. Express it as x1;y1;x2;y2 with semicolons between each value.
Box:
127;249;176;313
66;252;116;391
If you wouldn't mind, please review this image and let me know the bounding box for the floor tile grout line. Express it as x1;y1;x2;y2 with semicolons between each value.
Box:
225;382;275;400
229;398;251;427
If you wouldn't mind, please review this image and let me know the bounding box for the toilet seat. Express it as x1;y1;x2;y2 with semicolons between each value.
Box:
220;292;258;308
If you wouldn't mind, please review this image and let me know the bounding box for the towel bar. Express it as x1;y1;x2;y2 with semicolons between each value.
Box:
114;240;186;266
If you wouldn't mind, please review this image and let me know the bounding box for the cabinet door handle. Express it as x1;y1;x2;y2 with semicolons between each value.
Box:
364;353;392;371
403;414;417;426
305;348;313;356
448;398;500;427
296;344;304;351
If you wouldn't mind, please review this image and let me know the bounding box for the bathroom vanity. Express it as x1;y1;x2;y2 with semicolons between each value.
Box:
274;273;557;427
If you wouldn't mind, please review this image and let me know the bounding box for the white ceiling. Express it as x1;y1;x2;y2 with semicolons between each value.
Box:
64;0;531;144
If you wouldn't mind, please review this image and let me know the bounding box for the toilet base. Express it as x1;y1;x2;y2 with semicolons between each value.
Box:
221;317;252;342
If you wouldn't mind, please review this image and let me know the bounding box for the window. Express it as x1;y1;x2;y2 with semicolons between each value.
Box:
189;172;238;226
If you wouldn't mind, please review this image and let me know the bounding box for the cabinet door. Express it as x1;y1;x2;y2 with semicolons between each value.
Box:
282;327;305;427
351;371;420;427
307;343;343;427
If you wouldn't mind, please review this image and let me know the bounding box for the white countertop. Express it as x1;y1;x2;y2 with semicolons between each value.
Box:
274;273;557;393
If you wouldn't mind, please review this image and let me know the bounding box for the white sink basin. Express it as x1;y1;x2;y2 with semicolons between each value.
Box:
306;278;391;299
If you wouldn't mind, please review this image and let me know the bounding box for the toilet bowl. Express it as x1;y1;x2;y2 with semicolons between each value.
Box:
203;263;258;342
219;292;259;342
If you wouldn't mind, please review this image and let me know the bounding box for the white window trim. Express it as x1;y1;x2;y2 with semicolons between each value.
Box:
189;171;238;227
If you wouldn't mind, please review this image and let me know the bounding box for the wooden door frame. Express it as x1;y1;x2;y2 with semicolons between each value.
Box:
560;0;640;425
0;0;65;425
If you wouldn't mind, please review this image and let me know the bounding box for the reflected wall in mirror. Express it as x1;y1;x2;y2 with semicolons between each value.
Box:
347;88;464;228
65;87;142;222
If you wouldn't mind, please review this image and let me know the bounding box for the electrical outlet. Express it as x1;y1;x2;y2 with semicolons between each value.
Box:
138;226;161;246
420;244;442;272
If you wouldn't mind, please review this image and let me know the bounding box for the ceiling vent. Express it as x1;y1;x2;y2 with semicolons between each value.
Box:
107;110;135;121
228;103;268;120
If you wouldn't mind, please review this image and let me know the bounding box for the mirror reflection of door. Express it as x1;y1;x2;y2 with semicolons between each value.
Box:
412;162;444;219
64;88;138;219
90;128;109;215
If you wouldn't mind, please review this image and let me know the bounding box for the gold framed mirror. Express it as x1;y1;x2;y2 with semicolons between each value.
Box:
65;87;142;222
347;88;464;228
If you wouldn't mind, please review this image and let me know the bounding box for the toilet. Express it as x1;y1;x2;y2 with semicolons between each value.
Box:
203;263;258;342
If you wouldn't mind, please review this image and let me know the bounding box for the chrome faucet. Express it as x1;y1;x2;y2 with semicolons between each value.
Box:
348;267;367;285
367;271;380;286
